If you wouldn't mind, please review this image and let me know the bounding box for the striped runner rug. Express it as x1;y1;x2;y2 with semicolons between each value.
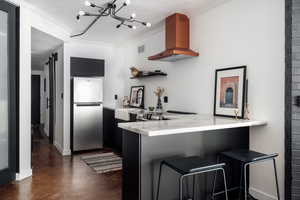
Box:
81;152;122;174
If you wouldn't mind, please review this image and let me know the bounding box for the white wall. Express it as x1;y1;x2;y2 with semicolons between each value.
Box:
115;0;285;199
43;63;49;136
8;1;286;199
53;45;64;154
11;0;120;178
10;0;71;180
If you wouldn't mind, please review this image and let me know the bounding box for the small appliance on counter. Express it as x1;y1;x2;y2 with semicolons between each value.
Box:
72;77;103;152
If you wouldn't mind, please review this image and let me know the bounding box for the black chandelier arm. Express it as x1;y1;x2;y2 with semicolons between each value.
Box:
71;15;102;37
114;4;126;14
70;2;114;38
72;0;150;37
110;12;132;23
85;13;106;17
132;19;146;25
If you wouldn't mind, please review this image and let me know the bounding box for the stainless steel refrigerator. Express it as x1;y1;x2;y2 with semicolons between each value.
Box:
72;77;103;151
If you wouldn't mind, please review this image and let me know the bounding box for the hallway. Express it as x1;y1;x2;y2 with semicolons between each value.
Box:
0;129;122;200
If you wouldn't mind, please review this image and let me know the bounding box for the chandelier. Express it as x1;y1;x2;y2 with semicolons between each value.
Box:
71;0;152;37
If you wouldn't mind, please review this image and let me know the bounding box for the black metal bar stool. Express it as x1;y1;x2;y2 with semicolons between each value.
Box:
156;156;228;200
212;149;280;200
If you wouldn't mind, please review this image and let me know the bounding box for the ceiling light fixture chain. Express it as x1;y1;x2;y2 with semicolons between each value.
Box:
71;0;151;38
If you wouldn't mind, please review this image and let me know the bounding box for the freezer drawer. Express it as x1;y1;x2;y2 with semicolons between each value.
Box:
73;104;103;151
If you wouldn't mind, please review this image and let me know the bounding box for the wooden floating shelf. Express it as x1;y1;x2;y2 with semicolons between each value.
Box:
130;72;167;79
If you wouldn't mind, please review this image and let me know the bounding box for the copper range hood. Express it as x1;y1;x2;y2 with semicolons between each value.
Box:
148;13;199;62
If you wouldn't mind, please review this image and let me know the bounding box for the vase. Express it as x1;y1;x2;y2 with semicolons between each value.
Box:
156;96;163;114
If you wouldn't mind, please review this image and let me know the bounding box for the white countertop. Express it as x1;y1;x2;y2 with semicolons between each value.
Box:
118;114;267;137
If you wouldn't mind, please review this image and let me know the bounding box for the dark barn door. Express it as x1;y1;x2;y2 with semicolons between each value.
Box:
31;75;40;125
48;55;56;144
0;1;18;185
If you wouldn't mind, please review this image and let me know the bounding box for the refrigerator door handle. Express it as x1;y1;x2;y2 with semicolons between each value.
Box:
75;102;103;107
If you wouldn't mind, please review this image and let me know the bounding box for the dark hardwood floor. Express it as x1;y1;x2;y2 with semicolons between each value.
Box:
0;127;122;200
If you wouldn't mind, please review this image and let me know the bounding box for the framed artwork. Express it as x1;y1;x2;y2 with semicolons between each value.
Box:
214;66;247;118
129;86;145;108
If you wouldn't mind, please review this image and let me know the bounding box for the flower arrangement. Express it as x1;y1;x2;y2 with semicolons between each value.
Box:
154;87;165;97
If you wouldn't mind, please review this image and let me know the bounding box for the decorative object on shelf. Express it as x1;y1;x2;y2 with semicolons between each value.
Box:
71;0;151;37
122;96;130;107
214;66;247;118
244;103;250;120
129;86;145;108
154;87;165;115
129;68;167;79
148;106;155;112
234;109;239;120
130;67;141;77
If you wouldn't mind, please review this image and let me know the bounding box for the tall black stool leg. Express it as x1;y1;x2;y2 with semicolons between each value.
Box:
192;175;196;200
238;163;244;200
273;158;280;200
156;162;164;200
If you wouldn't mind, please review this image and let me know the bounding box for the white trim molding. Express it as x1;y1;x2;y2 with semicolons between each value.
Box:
16;168;32;181
54;141;71;156
62;149;72;156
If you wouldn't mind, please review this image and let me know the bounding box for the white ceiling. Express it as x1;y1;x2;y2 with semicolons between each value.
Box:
31;28;63;71
25;0;229;43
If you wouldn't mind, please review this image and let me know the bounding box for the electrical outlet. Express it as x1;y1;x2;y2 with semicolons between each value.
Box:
295;96;300;107
138;45;145;53
164;96;168;103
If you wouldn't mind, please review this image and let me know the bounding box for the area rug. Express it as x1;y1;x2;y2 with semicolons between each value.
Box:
81;152;122;174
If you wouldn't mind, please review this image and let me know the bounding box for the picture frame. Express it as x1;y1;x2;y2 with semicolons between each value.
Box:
129;86;145;108
214;66;247;118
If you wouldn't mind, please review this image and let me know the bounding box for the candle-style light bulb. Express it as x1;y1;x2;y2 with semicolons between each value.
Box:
124;0;131;6
78;11;86;16
84;1;91;6
131;13;136;19
146;22;151;27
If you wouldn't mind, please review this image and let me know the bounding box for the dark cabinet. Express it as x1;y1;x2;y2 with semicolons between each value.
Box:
71;57;105;77
114;119;124;153
103;107;124;154
103;107;115;148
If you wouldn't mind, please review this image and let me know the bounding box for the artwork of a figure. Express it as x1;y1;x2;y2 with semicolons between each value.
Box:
220;76;239;108
214;66;246;118
136;89;143;105
129;86;144;108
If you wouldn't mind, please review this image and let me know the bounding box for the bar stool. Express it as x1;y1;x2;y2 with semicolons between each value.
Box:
213;149;280;200
156;156;228;200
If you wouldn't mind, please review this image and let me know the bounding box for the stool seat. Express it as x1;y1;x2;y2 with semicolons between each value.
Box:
221;149;277;163
163;156;225;174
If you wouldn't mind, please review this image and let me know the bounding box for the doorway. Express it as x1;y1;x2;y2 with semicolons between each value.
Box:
31;28;63;156
31;75;41;126
0;1;18;185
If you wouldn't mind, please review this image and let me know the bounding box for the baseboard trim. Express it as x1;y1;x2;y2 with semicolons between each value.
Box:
16;168;32;181
54;141;71;156
54;141;64;155
249;187;279;200
62;149;72;156
43;128;48;137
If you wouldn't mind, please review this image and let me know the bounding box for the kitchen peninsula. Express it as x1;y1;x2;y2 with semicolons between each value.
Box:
118;114;267;200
